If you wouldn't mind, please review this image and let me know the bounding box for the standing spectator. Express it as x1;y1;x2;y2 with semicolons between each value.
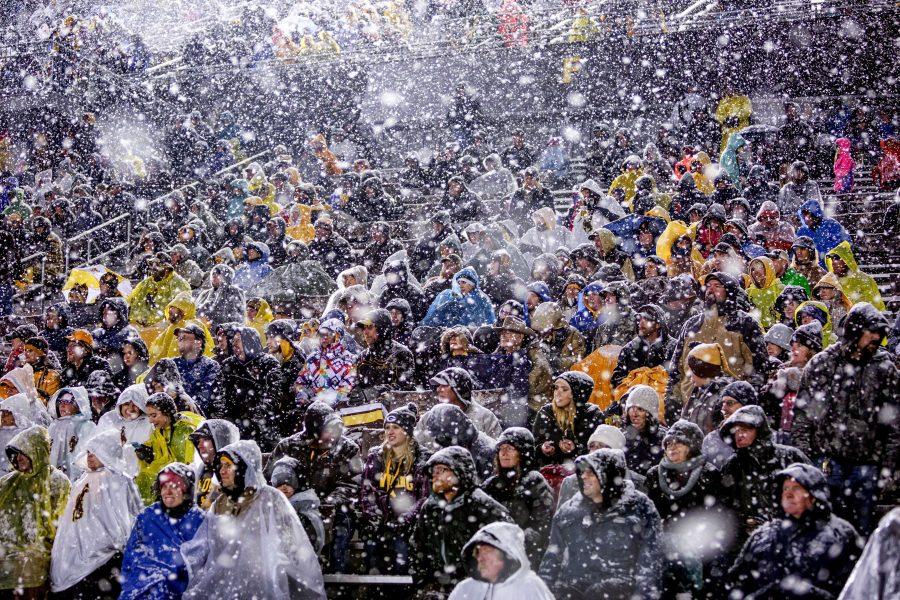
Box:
293;318;356;407
792;303;898;534
172;323;221;415
778;162;822;227
796;200;850;261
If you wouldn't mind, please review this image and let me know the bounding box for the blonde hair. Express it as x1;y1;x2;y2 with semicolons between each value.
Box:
552;400;577;437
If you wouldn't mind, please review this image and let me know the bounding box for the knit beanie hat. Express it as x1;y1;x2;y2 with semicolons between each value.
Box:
764;323;794;352
587;424;626;450
687;342;734;379
791;321;823;353
385;402;419;438
624;385;660;418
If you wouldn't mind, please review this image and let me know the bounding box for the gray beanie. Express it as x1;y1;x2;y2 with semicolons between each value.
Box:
764;323;793;352
624;385;660;419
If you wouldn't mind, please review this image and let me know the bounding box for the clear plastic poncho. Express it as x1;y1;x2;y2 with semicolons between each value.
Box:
48;387;96;481
95;384;153;446
181;440;325;599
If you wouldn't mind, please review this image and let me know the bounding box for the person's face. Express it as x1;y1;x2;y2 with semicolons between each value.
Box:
580;468;603;502
361;323;379;347
794;247;810;263
721;396;742;419
783;299;800;320
750;264;767;288
758;213;777;227
829;256;849;277
319;330;339;347
815;286;836;301
177;332;200;356
431;463;458;495
389;308;403;327
211;272;223;288
15;452;32;473
232;333;245;361
196;436;216;464
1;410;15;427
122;343;139;367
487;259;500;277
146;405;170;429
372;229;388;244
448;180;462;195
705;280;727;304
857;330;883;356
161;481;186;508
436;384;459;406
638;316;659;339
86;452;103;471
247;247;261;262
499;330;524;352
766;343;784;357
120;401;141;421
584;291;602;312
790;342;813;366
458;280;475;295
448;333;467;354
732;424;757;448
218;456;237;489
315;223;332;239
23;346;40;365
66;340;85;364
474;544;506;584
688;211;703;224
276;483;295;498
644;262;659;279
665;440;691;464
553;379;573;408
342;273;357;288
168;306;184;324
781;478;814;518
384;422;408;448
627;406;649;430
497;443;520;469
46;312;60;330
565;285;580;301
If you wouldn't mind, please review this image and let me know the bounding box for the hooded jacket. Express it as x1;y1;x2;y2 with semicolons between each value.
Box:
539;449;663;598
95;383;153;447
668;272;770;409
135;406;200;506
449;522;555;600
378;259;429;322
482;428;554;564
0;426;71;590
354;309;414;396
213;326;283;451
610;303;671;388
532;371;604;467
148;292;215;366
792;303;899;472
423;267;497;328
790;235;827;286
593;280;639;348
293;320;356;407
233;241;274;291
269;456;326;553
729;463;861;600
0;394;35;473
196;264;246;326
190;419;241;510
719;405;811;526
825;241;886;310
795;199;850;261
411;446;512;589
838;506;900;599
418;403;498;482
264;401;362;511
91;297;141;368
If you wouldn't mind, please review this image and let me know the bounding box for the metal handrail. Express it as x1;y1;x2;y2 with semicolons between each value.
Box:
66;211;131;243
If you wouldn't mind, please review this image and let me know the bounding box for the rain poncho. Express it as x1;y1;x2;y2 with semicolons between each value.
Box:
423;267;497;327
833;137;855;193
128;270;192;327
136;413;199;505
449;522;555;600
0;394;33;473
120;473;205;599
196;264;246;325
50;429;143;592
825;241;886;310
714;94;752;154
48;386;96;481
1;367;50;427
324;265;368;314
838;507;900;600
568;280;605;336
248;260;337;303
747;256;785;330
0;426;71;591
719;132;747;189
148;292;215;365
95;384;153;446
519;206;571;257
234;241;274;291
794;300;837;348
182;440;325;599
247;298;274;344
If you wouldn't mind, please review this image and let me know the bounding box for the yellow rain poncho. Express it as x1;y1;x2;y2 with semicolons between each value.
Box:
0;426;71;591
135;413;201;505
747;256;785;330
714;94;752;154
128;270;191;328
794;300;837;348
571;344;622;411
148;292;215;365
63;266;132;304
825;241;886;311
608;168;644;208
247;298;274;345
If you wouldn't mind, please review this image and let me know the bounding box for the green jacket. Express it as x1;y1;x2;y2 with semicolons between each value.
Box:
780;267;811;296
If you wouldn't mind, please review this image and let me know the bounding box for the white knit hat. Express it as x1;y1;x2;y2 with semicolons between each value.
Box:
587;424;626;450
624;385;660;418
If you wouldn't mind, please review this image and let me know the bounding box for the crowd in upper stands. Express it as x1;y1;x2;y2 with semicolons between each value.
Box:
0;79;898;600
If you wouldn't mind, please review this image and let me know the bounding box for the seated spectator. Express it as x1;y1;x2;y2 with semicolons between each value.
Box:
293;318;356;407
825;241;886;310
610;303;671;389
411;446;511;595
796;200;849;260
91;297;140;373
148;292;215;366
416;401;497;483
61;329;111;388
747;256;785;329
620;385;668;474
539;449;663;599
196;264;246;326
449;522;554;600
680;343;736;435
270;457;326;554
532;371;603;469
172;323;221;416
423;267;496;327
490;317;552;427
790;235;826;287
128;254;191;327
530;302;586;374
482;428;554;564
748;201;795;251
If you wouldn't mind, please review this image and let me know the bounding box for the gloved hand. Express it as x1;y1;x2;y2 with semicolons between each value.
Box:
133;443;154;463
